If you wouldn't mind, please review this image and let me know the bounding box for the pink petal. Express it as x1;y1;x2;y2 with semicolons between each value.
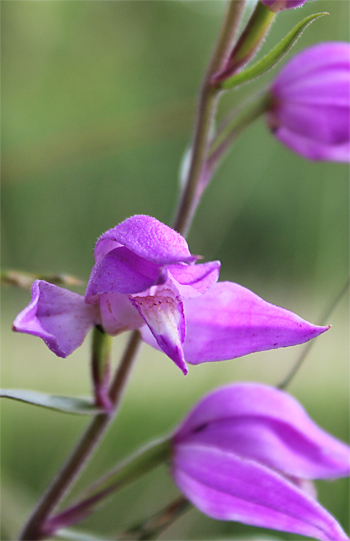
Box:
168;261;221;299
13;281;100;357
94;215;195;265
99;293;144;335
273;126;350;162
174;383;350;480
130;281;188;374
85;247;162;300
180;282;329;364
173;444;349;541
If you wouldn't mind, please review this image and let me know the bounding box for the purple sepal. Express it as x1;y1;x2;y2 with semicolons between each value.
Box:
268;42;350;161
260;0;307;12
173;446;349;541
13;280;100;358
168;261;221;299
174;383;350;479
86;246;162;299
94;215;195;265
141;282;329;364
171;383;350;541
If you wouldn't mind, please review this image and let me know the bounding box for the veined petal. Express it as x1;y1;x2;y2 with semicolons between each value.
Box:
94;215;195;265
273;126;350;162
130;281;187;374
273;42;350;91
174;383;350;480
172;444;349;541
181;282;329;364
13;281;100;358
168;261;221;299
99;293;144;335
85;247;162;301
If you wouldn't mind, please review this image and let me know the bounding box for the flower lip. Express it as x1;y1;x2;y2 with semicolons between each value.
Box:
94;215;197;266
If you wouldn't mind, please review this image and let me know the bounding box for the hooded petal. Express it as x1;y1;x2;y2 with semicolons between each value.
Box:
85;247;162;301
172;444;349;541
142;282;329;364
130;281;187;374
94;215;195;265
13;281;100;358
174;383;350;480
168;261;221;299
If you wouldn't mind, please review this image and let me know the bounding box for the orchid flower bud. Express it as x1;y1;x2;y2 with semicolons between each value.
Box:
267;42;350;161
260;0;307;13
171;382;350;541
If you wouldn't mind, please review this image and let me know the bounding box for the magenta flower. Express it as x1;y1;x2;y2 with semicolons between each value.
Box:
267;42;350;161
171;382;350;541
260;0;307;12
13;215;329;374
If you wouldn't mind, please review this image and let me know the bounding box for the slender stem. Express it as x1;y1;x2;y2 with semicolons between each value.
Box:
122;496;191;540
278;278;349;390
172;0;246;237
208;89;270;163
44;438;171;534
91;326;113;410
219;2;276;78
19;330;142;541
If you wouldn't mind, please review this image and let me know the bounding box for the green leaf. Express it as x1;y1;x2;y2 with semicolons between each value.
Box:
54;528;112;541
222;12;328;90
0;389;103;415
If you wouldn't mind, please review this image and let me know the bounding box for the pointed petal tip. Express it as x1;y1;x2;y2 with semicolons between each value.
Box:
181;364;189;376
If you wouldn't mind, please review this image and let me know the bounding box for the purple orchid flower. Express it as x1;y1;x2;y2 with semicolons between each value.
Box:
171;382;350;541
267;42;350;161
260;0;307;12
13;215;329;375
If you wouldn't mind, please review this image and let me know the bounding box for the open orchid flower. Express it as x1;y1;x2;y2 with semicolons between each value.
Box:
171;382;350;541
267;42;350;161
13;215;329;374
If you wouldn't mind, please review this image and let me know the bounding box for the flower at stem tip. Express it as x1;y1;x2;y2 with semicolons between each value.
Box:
171;382;350;541
261;0;308;13
267;42;350;161
13;215;329;374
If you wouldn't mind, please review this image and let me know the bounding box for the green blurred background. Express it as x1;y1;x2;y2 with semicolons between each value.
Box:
1;1;349;539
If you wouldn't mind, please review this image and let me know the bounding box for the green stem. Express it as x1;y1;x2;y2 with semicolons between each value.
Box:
19;330;142;541
91;327;113;410
122;496;190;540
172;0;246;237
44;438;171;535
209;89;270;160
222;2;276;77
278;278;350;390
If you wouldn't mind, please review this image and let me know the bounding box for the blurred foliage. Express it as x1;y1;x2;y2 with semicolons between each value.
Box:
1;2;349;540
